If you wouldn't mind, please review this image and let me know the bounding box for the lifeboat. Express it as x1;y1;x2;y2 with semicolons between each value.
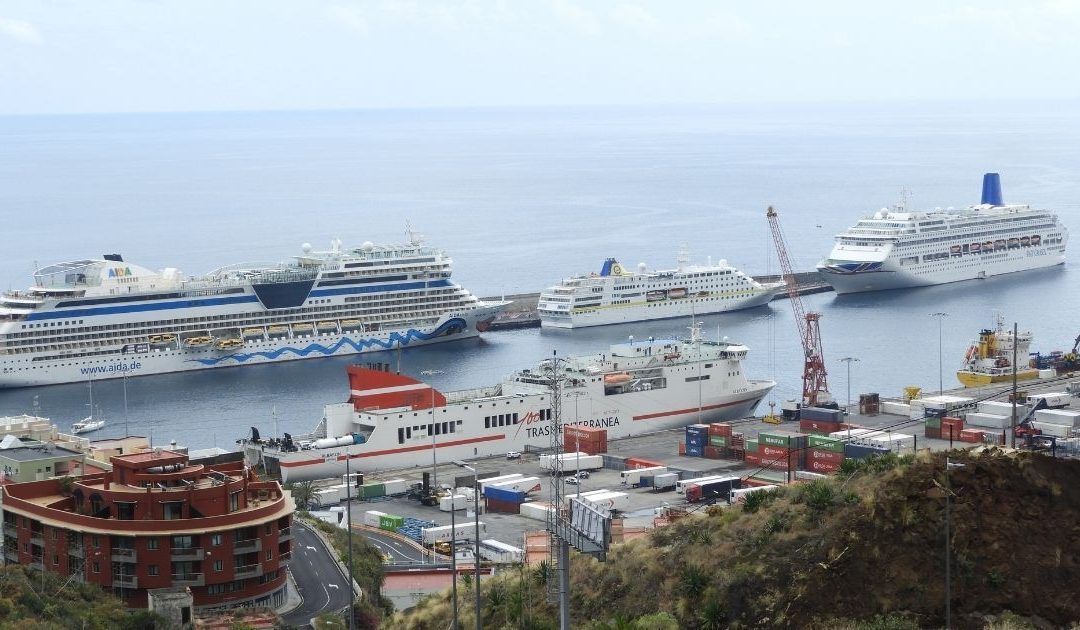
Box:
994;239;1006;250
603;372;632;385
341;319;363;330
215;338;244;350
292;323;314;335
646;290;666;302
243;327;264;339
184;336;212;348
1032;235;1042;246
1007;238;1020;249
317;321;338;332
668;288;688;299
970;243;981;253
982;241;994;252
950;245;962;255
267;325;289;337
1020;236;1031;247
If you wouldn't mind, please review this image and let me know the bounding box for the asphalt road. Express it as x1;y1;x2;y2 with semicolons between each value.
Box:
283;521;355;627
358;525;431;564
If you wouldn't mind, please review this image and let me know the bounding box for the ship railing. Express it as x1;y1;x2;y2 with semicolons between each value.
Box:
445;386;504;404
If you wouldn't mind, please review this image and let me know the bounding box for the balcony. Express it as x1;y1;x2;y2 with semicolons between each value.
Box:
171;573;204;587
170;547;205;560
234;564;263;579
279;551;292;563
112;574;138;589
4;547;19;562
278;527;292;542
2;523;17;538
29;559;43;571
233;539;261;554
68;546;85;559
29;533;44;547
111;548;137;563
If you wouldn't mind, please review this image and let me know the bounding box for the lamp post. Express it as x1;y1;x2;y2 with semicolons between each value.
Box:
449;489;460;630
344;455;356;630
568;391;587;498
930;312;949;396
421;369;445;492
944;457;965;629
453;460;481;630
838;357;860;413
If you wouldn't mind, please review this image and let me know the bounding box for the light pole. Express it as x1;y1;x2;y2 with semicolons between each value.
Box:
930;312;949;396
449;490;460;630
568;391;587;498
344;455;356;630
944;457;965;630
421;369;445;492
838;357;860;413
453;460;481;630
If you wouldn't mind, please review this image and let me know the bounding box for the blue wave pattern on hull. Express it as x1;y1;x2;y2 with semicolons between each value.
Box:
186;318;468;366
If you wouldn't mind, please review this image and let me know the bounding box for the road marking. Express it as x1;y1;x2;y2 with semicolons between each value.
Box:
328;583;339;589
306;545;317;551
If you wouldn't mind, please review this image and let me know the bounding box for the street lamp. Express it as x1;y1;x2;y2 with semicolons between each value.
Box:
838;357;860;412
421;369;445;491
449;488;460;630
453;460;482;630
930;313;949;396
944;457;965;629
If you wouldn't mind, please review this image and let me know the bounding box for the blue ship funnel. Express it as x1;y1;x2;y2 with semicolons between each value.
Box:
981;172;1002;206
599;258;616;276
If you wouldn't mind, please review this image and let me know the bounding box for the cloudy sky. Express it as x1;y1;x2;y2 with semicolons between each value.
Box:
1;0;1078;114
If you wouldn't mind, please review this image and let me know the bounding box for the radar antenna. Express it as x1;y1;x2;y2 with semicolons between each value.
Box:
405;221;424;246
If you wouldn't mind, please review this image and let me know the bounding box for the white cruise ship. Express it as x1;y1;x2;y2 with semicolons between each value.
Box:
244;326;775;481
0;231;506;388
818;173;1068;295
537;253;783;329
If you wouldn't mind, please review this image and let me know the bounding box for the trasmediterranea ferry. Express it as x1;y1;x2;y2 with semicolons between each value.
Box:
0;231;506;388
818;173;1068;294
537;253;783;328
244;325;775;482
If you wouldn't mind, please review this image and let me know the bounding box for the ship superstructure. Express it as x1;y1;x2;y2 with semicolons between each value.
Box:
245;327;775;481
956;315;1038;387
818;173;1068;294
537;253;782;328
0;231;505;388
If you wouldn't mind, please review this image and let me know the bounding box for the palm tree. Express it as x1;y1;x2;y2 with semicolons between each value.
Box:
285;480;316;510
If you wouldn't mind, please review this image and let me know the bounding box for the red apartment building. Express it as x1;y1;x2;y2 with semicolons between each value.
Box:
1;449;295;610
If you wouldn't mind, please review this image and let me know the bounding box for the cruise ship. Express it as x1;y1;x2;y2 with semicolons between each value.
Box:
244;326;775;481
537;253;783;328
818;173;1068;294
0;232;506;388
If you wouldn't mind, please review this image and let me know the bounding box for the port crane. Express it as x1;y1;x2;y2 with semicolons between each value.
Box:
766;206;832;408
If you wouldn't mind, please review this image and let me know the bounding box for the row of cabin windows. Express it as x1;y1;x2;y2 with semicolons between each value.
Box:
485;413;520;429
397;420;462;444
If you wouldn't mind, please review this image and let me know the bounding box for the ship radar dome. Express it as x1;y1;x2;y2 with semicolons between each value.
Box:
361;241;375;252
301;243;313;254
637;262;646;273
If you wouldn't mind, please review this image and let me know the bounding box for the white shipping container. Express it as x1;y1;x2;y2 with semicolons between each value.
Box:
1039;368;1056;379
578;491;630;514
916;395;975;410
544;454;603;473
794;471;829;481
421;522;486;546
729;485;779;503
964;412;1011;429
675;475;728;494
855;431;916;452
620;465;668;486
978;400;1017;415
828;427;876;440
476;474;524;492
1035;409;1080;428
652;472;678;490
881;401;911;416
490;476;542;494
519;502;553;521
363;510;388;527
439;495;469;512
1032;422;1072;438
314;487;343;506
382;479;408;495
479;539;524;564
1029;392;1071;408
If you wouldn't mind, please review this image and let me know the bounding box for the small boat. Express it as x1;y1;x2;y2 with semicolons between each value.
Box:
292;323;314;335
950;245;962;255
1007;238;1020;249
243;328;265;339
970;243;981;253
71;417;105;435
646;290;666;302
317;321;338;331
1032;235;1042;246
982;241;994;252
668;288;688;299
603;372;632;385
994;239;1007;250
1020;236;1031;247
184;336;212;348
340;319;363;331
215;338;244;350
267;325;289;337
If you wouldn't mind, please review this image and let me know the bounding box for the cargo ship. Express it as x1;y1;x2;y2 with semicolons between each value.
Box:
956;316;1039;387
818;173;1068;294
0;228;505;388
244;325;775;482
537;252;783;328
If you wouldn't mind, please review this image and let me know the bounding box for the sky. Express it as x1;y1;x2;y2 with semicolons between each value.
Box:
1;0;1079;114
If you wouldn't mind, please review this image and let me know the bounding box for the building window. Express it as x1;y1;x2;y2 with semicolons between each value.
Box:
92;561;100;574
264;523;272;535
163;501;183;520
211;534;222;547
229;492;240;512
116;502;136;520
213;559;223;572
92;535;100;548
147;538;159;550
148;565;159;576
52;554;58;565
208;584;224;595
265;549;273;561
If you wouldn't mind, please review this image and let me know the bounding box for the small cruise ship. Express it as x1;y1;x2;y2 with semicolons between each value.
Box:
0;230;506;388
537;253;783;329
244;325;775;481
818;173;1068;294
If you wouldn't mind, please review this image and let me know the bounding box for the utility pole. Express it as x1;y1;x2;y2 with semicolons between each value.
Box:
944;457;965;629
450;496;459;630
452;461;482;630
838;357;860;412
1011;322;1018;449
930;313;949;396
421;369;444;491
344;456;355;630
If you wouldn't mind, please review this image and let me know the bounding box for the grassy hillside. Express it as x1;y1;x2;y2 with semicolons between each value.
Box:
385;450;1080;629
0;564;161;629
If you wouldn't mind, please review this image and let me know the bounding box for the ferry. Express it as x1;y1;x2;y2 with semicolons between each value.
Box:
818;173;1068;294
0;229;506;388
244;325;775;481
957;316;1039;387
537;252;783;329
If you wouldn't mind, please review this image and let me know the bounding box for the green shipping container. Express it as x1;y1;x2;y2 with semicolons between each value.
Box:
746;439;759;453
808;435;844;453
925;417;942;429
709;435;728;447
378;514;404;531
360;483;386;500
759;432;799;448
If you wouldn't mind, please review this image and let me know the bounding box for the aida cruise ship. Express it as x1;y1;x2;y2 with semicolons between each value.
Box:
818;173;1068;294
0;232;505;388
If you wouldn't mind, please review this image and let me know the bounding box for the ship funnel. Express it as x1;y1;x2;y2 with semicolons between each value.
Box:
981;172;1002;206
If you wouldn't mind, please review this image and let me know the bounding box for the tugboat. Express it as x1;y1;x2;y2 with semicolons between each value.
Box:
956;315;1039;387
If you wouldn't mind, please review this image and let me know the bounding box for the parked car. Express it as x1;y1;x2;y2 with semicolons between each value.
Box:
575;471;590;479
564;476;580;485
506;451;522;460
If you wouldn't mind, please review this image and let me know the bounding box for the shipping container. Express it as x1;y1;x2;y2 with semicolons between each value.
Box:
489;476;542;494
484;486;526;503
314;487;343;507
808;435;844;453
620;466;668;486
808;448;844;465
828;427;876;440
758;430;807;449
729;485;779;503
703;446;721;459
881;400;911;416
799;419;842;434
675;475;729;494
357;483;385;500
964;412;1011;429
363;510;388;527
485;497;521;514
1028;392;1071;409
479;539;525;563
478;474;525;492
421;522;486;546
977;400;1016;415
709;435;729;447
624;457;665;469
439;495;470;512
924;417;942;429
686;476;741;503
745;439;759;453
760;445;793;460
685;444;704;457
843;443;891;460
577;490;630;514
519;501;553;521
708;423;733;437
652;472;678;491
807;459;841;473
379;514;405;531
924;427;941;439
1031;421;1072;438
744;452;763;467
800;407;844;423
382;479;408;495
539;453;603;473
1035;408;1080;428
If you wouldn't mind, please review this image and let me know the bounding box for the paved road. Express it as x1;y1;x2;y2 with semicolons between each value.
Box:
358;525;431;564
282;521;355;627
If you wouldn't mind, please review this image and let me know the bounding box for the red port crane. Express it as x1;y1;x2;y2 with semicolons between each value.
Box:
766;206;831;408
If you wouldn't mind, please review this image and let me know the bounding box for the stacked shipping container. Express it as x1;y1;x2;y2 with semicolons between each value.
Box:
563;426;609;455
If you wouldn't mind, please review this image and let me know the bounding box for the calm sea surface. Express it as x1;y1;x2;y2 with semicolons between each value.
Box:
0;103;1078;448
